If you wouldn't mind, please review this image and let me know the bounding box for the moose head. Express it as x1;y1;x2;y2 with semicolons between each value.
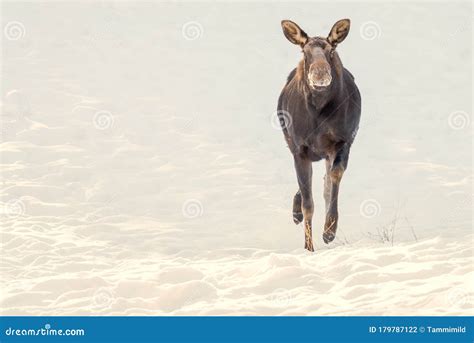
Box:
281;19;350;91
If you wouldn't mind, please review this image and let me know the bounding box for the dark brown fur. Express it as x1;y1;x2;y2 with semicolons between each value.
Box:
278;20;361;251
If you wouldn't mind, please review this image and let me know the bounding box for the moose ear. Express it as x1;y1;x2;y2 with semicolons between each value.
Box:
327;19;350;46
281;20;308;48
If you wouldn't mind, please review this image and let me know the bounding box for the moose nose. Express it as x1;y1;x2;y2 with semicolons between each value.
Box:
308;63;332;88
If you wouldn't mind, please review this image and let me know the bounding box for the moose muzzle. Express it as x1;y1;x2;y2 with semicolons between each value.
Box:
308;59;332;89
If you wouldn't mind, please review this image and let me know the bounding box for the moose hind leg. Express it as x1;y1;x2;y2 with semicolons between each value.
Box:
323;145;349;244
292;190;303;224
323;159;331;213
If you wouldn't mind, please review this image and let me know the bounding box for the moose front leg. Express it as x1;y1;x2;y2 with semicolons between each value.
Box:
323;144;350;244
292;190;303;224
294;156;314;251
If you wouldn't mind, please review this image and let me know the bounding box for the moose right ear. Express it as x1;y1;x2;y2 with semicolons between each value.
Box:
281;20;308;48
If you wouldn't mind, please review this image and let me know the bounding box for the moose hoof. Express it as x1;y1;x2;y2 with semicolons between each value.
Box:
323;216;337;244
293;211;303;225
323;231;335;244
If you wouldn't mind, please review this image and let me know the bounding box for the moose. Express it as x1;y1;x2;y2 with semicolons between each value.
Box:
277;19;361;251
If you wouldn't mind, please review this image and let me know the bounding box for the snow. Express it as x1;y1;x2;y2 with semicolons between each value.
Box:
1;1;472;315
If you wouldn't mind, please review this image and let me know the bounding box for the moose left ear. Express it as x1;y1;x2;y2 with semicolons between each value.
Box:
327;19;350;47
281;20;308;48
